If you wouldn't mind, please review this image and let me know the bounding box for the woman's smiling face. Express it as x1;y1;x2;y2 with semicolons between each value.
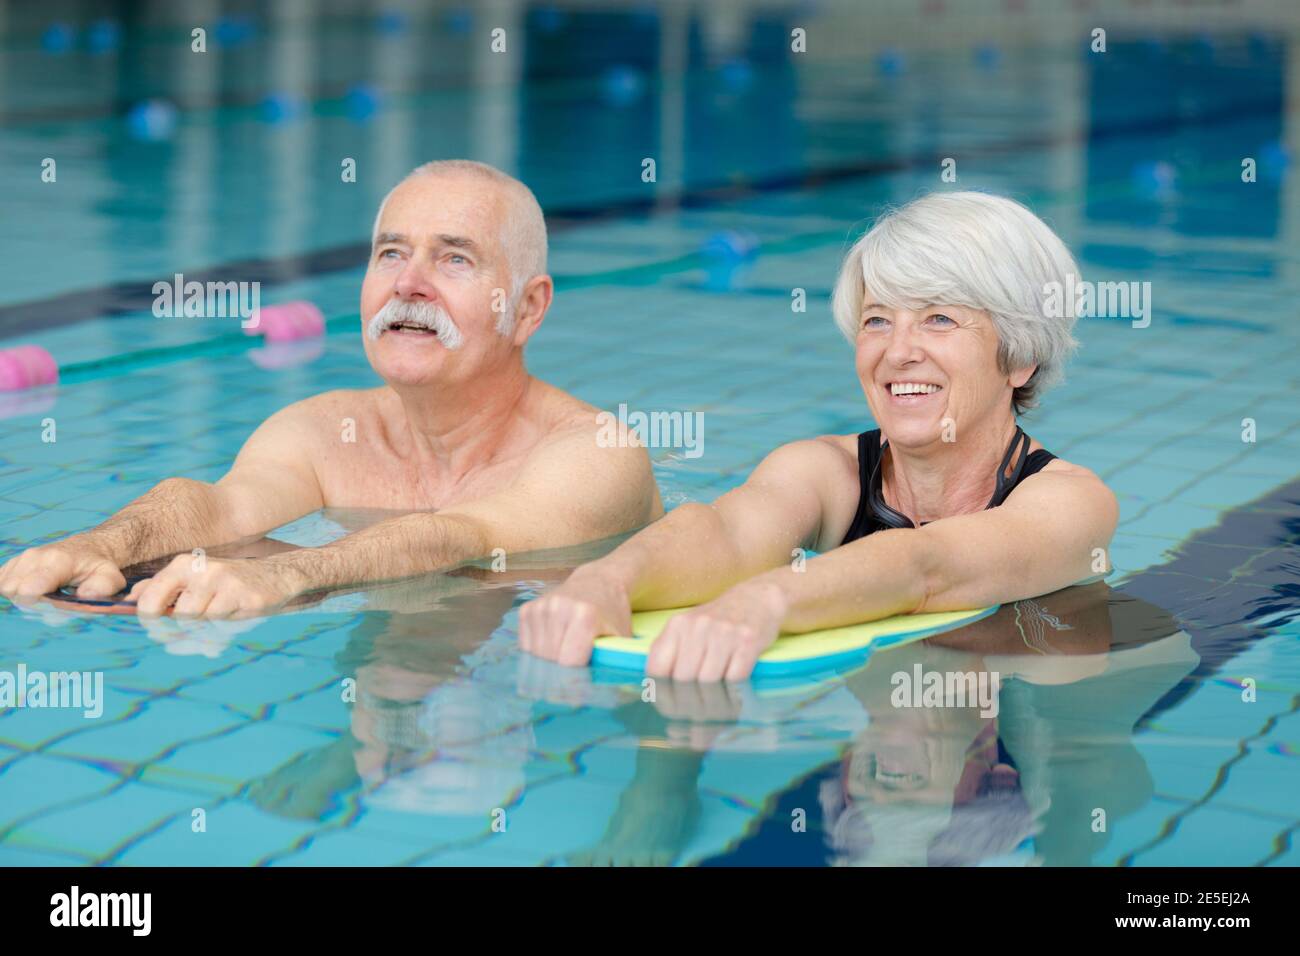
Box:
854;301;1034;449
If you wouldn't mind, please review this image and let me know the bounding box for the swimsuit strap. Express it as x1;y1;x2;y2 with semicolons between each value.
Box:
866;435;913;530
987;425;1031;509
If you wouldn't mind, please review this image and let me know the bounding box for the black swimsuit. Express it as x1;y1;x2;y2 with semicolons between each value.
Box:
840;426;1057;545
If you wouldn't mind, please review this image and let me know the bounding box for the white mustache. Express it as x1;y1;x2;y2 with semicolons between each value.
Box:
366;299;464;350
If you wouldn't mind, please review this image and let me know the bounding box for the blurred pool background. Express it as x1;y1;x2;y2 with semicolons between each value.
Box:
0;0;1297;866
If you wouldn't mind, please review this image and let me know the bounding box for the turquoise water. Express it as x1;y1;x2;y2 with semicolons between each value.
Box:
0;2;1297;866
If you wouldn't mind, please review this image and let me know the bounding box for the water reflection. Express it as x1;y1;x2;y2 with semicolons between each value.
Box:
824;586;1198;866
234;547;1198;867
249;561;564;821
556;583;1197;866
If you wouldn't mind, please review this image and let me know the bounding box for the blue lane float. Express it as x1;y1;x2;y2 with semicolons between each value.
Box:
41;23;75;54
214;15;256;47
601;65;645;107
1131;160;1178;200
260;93;306;124
127;99;179;142
701;230;760;292
345;84;382;122
877;48;906;77
86;18;121;54
532;5;565;33
975;43;1001;71
1253;140;1289;184
719;58;754;93
375;10;409;35
444;8;473;34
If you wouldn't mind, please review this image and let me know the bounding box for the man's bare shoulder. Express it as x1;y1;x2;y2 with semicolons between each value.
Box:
289;387;390;422
526;378;603;433
235;389;391;471
519;379;622;453
523;380;645;461
517;379;663;521
261;388;388;439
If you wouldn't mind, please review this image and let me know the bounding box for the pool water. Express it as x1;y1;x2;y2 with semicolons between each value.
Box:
1;2;1297;866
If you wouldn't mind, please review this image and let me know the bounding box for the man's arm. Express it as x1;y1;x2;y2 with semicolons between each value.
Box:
0;400;324;600
96;399;325;560
129;421;660;616
275;423;658;587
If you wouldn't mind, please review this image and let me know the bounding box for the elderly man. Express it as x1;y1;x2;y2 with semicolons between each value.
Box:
0;160;662;617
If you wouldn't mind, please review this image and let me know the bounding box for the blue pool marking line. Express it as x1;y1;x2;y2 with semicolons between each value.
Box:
592;604;999;680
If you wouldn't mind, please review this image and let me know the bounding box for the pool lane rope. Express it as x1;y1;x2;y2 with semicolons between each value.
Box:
0;301;328;389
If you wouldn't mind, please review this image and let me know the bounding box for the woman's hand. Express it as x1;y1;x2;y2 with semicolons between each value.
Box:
519;567;633;667
128;554;306;618
646;580;788;683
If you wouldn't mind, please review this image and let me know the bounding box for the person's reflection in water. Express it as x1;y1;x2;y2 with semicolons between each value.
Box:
820;583;1199;866
249;563;566;821
563;582;1197;867
566;680;748;867
822;642;1030;866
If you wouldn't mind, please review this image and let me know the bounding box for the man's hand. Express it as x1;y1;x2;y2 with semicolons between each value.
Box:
128;555;307;618
519;569;634;667
646;581;787;683
0;540;126;602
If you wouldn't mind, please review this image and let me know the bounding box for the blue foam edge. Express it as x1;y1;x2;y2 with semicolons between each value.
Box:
590;604;1000;682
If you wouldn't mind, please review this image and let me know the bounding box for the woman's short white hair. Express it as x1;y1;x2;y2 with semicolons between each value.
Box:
831;191;1079;412
372;159;548;334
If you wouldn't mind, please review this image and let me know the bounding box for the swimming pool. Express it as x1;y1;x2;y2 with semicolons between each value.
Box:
0;1;1297;867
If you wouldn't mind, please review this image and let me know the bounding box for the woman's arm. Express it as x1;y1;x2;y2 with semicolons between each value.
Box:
784;461;1117;629
645;461;1118;681
518;438;856;666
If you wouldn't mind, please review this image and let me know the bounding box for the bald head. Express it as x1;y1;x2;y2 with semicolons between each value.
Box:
372;160;548;318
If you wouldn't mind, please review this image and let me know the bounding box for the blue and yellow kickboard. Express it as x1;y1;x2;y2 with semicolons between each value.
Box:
592;604;1000;679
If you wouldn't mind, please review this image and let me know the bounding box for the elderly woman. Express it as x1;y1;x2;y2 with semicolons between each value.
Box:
519;191;1117;682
